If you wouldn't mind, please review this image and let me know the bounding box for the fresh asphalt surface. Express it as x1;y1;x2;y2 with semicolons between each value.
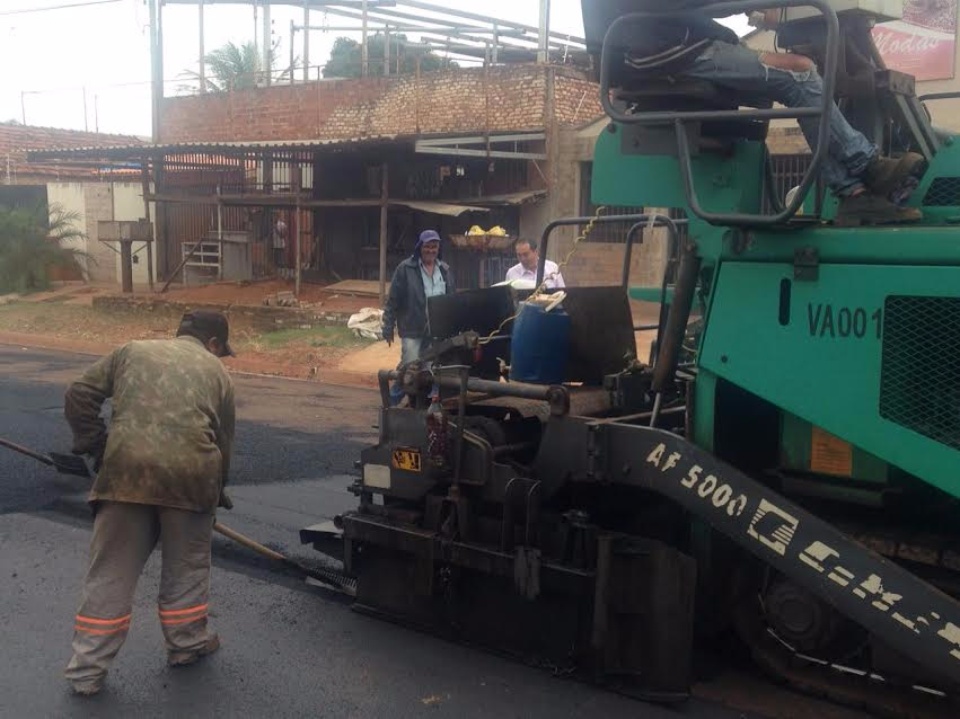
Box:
0;344;845;718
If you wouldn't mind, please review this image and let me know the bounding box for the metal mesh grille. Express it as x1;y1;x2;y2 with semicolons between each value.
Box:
880;296;960;450
921;177;960;206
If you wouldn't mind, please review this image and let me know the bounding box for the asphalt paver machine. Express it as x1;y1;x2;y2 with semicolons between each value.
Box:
304;1;960;713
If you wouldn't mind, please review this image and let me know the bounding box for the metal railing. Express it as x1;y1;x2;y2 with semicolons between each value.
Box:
598;0;841;227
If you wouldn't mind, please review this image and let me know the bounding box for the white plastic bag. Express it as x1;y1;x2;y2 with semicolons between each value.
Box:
347;307;385;340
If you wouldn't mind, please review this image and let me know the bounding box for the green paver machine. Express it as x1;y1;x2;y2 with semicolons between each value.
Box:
304;1;960;713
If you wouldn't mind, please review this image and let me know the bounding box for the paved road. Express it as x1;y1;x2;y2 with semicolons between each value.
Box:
0;345;863;719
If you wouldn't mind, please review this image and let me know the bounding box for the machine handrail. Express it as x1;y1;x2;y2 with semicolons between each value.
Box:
536;213;686;288
598;0;841;227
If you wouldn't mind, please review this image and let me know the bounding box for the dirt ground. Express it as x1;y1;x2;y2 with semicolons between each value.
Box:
0;283;387;387
159;278;377;316
0;282;659;388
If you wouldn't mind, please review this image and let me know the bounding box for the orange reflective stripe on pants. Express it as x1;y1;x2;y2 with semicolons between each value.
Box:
75;614;132;635
158;603;208;626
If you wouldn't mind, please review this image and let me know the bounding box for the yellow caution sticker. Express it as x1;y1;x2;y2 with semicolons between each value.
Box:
810;426;853;477
392;448;422;473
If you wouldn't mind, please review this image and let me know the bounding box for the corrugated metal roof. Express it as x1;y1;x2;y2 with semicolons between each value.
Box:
469;190;547;206
392;200;490;217
27;135;405;161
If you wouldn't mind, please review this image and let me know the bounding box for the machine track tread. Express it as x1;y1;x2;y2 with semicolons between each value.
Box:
747;630;958;719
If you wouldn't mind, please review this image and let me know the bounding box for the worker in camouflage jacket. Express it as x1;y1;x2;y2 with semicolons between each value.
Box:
62;310;236;696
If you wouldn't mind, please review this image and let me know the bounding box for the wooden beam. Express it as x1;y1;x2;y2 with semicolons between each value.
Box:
379;162;389;305
142;193;384;209
140;159;155;291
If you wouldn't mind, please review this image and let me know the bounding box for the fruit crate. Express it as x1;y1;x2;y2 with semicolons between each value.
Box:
449;233;513;252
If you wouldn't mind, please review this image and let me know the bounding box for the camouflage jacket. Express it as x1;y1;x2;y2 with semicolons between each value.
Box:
64;336;236;513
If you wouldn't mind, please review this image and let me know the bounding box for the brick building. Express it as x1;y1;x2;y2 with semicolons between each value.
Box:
28;63;672;295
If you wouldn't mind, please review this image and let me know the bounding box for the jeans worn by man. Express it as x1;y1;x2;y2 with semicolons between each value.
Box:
622;6;926;224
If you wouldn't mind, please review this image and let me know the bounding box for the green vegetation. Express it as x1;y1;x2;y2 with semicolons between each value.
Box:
323;33;457;78
0;203;87;294
181;41;295;93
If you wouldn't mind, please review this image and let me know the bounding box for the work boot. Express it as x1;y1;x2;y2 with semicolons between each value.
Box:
862;152;927;198
69;677;104;697
167;633;221;668
834;192;922;226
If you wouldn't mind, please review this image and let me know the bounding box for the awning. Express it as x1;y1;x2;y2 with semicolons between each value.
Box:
467;190;547;206
391;200;489;217
26;135;407;163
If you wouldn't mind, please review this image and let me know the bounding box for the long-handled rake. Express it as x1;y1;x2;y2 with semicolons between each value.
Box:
0;435;355;595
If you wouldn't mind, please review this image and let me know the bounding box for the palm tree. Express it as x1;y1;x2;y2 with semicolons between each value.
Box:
0;202;88;294
181;41;296;93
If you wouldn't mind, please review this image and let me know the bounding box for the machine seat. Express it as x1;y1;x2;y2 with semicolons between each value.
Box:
616;79;772;143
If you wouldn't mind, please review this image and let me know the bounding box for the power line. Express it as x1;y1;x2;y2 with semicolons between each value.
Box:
0;0;123;17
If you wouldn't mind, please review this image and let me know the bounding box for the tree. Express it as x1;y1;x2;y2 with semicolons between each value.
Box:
180;41;296;93
322;33;457;78
0;202;88;294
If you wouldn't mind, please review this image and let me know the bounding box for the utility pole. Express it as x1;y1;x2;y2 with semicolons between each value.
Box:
149;0;163;142
263;1;272;85
361;0;369;77
537;0;551;64
20;92;26;126
199;0;206;93
303;0;310;81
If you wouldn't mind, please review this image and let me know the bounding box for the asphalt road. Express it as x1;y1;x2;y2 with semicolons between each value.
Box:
0;344;862;719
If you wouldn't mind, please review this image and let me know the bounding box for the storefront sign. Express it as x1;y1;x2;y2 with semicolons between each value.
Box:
872;0;958;81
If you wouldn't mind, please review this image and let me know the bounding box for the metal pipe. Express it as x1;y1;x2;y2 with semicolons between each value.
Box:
651;245;701;393
537;213;684;289
303;0;310;81
599;0;839;226
434;374;558;400
199;0;206;93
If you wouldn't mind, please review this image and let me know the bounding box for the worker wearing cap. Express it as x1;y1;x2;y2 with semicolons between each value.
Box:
382;230;456;401
62;310;236;696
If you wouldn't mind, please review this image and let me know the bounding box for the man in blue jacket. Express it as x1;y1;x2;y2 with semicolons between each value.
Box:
382;230;456;402
616;3;925;225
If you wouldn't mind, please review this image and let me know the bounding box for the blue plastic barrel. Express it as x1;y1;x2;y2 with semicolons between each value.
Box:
509;301;570;384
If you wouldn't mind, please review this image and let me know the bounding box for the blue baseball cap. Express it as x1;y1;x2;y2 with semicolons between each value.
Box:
419;230;441;244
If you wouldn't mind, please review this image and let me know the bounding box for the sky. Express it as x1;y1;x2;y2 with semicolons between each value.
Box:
0;0;749;138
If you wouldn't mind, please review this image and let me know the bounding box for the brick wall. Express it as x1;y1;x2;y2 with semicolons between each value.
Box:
553;73;604;127
161;64;603;143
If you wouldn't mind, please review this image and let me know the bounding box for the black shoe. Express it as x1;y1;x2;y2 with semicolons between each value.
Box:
862;152;927;198
835;193;923;226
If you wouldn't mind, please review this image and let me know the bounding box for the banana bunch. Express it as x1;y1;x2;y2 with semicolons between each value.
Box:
467;225;486;236
487;226;507;237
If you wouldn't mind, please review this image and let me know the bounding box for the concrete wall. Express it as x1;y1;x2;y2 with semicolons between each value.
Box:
516;118;670;290
112;182;155;288
46;181;155;288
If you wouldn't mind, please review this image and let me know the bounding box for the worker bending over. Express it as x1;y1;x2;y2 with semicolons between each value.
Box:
63;310;236;696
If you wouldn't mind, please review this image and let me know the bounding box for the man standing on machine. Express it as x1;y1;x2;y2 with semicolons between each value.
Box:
620;3;926;224
62;310;235;696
